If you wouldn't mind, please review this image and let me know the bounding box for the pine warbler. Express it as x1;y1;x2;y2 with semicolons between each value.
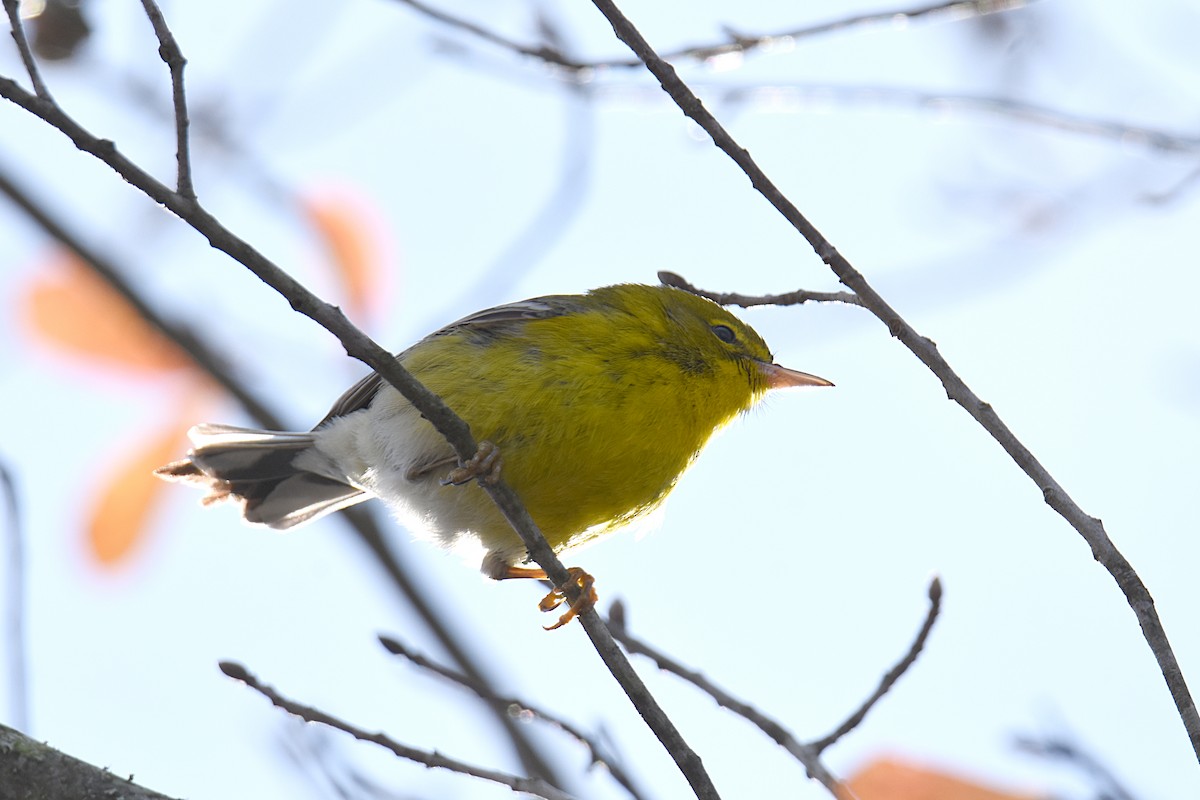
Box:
157;283;831;626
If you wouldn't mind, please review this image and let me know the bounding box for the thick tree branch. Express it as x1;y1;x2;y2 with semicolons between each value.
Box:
589;0;1200;763
0;722;181;800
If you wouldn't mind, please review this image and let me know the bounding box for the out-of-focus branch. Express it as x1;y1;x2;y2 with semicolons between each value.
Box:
0;722;181;800
379;634;651;800
1014;734;1139;800
393;0;1029;74
658;270;862;308
0;165;282;427
604;603;843;794
693;84;1200;156
0;461;27;733
1;7;720;795
399;0;1199;161
807;577;942;755
218;662;576;800
0;161;567;788
589;0;1200;763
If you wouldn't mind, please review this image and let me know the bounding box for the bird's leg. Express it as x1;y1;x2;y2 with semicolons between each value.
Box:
502;565;597;631
441;441;502;486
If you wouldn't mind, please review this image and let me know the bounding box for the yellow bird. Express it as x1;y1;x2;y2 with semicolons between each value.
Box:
157;284;831;627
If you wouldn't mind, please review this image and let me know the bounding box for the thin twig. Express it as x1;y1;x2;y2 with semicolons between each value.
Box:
137;0;195;200
0;51;719;800
394;0;591;73
0;159;567;788
604;604;844;794
658;270;862;308
808;577;943;755
589;0;1200;762
379;634;651;800
2;0;50;98
395;0;1028;74
0;461;27;733
218;662;575;800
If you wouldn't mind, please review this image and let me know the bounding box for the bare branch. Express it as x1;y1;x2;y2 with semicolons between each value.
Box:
658;270;863;308
394;0;591;73
137;0;195;200
1;722;181;799
394;0;1029;74
808;577;943;755
589;0;1200;762
2;0;50;97
218;662;576;800
379;634;651;800
604;603;844;795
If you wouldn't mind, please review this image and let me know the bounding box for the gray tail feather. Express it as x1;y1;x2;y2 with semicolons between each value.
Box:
156;423;366;529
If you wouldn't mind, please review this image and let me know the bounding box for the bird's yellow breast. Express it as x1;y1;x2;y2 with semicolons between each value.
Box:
400;289;766;553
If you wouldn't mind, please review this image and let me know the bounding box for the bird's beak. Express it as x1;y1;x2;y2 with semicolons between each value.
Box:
758;362;834;389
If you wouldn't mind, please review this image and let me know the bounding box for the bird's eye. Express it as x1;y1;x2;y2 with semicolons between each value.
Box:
711;324;736;344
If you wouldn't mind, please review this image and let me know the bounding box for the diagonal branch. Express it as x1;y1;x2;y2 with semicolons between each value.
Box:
0;165;278;426
379;634;651;800
1;722;181;800
0;159;567;788
1;18;721;800
807;577;942;755
219;662;575;800
588;0;1200;763
604;603;844;794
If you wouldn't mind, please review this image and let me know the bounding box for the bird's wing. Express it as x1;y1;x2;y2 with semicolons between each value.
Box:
314;295;582;427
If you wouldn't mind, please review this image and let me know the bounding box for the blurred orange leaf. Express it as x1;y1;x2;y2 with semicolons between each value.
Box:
300;186;391;322
88;419;191;566
846;757;1039;800
24;250;190;374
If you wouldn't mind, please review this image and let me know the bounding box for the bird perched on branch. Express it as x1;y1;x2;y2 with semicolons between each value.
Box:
157;283;832;627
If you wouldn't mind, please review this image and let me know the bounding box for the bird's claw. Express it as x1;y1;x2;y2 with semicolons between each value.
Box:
442;441;502;486
539;567;597;631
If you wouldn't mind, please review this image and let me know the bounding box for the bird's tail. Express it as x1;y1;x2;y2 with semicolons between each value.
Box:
155;423;366;529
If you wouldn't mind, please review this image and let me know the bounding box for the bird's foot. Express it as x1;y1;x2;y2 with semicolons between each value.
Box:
441;441;502;486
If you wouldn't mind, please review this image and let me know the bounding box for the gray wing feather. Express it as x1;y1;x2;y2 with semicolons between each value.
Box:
315;295;580;425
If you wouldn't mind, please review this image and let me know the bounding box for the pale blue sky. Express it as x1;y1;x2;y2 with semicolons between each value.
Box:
3;1;1199;798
